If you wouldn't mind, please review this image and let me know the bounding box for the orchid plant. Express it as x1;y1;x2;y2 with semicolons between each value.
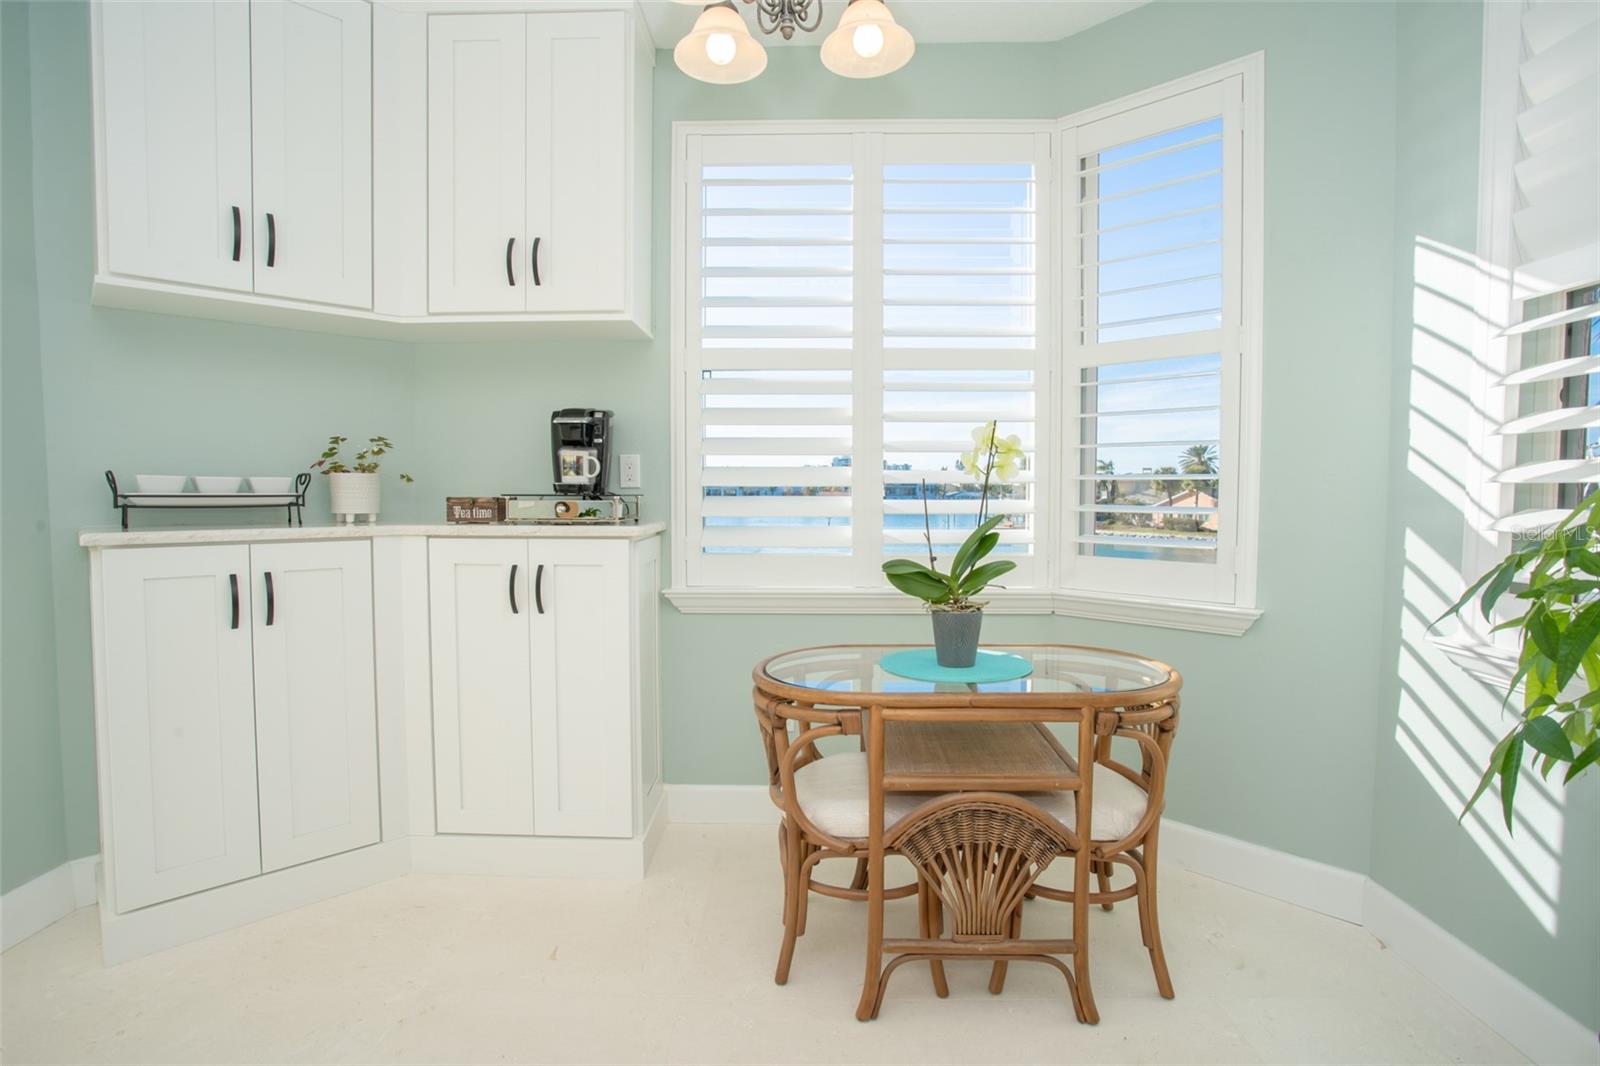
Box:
882;421;1024;612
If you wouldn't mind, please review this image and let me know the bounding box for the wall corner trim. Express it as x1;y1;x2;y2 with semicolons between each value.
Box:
663;783;1597;1065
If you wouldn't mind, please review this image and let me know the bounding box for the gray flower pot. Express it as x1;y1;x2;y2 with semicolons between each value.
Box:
931;609;983;668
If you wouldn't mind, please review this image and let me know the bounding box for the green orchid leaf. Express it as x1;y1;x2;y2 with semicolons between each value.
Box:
883;559;943;579
885;571;950;603
957;559;1017;596
951;515;1006;580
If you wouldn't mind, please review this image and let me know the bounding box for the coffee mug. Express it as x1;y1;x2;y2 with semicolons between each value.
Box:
559;449;602;484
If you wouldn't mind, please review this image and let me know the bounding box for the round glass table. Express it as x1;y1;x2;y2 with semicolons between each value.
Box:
757;643;1178;707
749;644;1184;1024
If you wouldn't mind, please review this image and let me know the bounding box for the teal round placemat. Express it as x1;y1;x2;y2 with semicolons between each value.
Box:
880;648;1034;684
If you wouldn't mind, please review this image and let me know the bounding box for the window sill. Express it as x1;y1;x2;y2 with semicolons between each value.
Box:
663;586;1262;636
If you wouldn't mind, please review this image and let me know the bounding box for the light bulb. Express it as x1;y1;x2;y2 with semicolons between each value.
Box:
705;31;737;66
852;22;884;58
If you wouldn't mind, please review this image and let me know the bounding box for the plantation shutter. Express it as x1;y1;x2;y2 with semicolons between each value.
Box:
1061;79;1244;603
879;134;1050;587
683;134;858;586
1487;2;1600;533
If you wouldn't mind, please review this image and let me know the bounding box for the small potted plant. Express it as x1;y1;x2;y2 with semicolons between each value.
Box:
882;421;1024;667
311;435;413;523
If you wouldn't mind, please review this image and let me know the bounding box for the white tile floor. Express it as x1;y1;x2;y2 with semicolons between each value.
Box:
0;825;1524;1065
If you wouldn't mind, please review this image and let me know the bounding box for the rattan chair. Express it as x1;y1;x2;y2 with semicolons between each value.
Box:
1023;700;1181;999
752;691;924;985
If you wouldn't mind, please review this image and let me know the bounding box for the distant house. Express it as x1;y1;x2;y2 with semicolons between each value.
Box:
1153;488;1219;532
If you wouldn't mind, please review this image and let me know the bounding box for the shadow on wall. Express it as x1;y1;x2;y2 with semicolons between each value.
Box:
1394;236;1565;934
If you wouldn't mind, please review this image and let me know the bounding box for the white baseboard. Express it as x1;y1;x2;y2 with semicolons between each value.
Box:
662;783;1595;1065
1363;884;1597;1066
1;855;99;952
1156;820;1368;924
99;840;410;965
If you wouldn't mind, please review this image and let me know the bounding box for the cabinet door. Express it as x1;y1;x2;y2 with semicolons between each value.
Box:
525;12;627;315
429;540;535;834
100;547;260;911
98;0;254;291
427;14;527;313
530;541;633;837
250;541;379;872
250;0;373;309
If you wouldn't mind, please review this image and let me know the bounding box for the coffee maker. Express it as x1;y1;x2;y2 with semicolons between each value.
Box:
551;409;613;498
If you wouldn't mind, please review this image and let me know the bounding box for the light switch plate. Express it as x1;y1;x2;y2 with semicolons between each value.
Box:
619;454;641;489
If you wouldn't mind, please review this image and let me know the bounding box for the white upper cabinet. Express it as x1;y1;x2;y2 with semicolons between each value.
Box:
250;0;374;309
92;0;653;339
250;541;380;872
525;13;628;316
426;14;529;314
99;546;262;911
97;1;254;292
426;9;648;325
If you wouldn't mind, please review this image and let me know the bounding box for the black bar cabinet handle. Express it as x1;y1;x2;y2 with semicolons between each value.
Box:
265;571;276;627
534;564;545;615
229;573;240;630
531;237;542;287
509;563;519;614
506;237;516;286
231;206;242;262
266;212;277;267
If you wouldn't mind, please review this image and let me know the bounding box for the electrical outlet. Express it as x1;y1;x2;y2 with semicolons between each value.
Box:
619;454;641;489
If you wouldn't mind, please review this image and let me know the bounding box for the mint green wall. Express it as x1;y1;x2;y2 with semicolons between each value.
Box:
9;0;1593;1028
2;0;71;895
635;3;1402;876
1371;0;1600;1028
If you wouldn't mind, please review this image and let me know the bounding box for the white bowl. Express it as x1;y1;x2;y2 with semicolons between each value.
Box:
248;476;294;495
193;476;243;494
135;474;188;494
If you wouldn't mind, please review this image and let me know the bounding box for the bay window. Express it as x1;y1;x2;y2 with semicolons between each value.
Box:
668;59;1263;634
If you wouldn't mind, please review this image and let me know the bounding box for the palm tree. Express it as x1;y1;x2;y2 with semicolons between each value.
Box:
1095;459;1117;506
1179;445;1219;533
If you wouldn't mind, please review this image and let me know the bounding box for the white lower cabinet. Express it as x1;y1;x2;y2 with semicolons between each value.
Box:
429;538;638;839
95;541;378;911
87;527;662;961
250;541;380;872
100;546;262;911
428;539;537;834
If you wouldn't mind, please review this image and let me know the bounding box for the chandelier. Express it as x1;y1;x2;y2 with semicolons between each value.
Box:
673;0;916;85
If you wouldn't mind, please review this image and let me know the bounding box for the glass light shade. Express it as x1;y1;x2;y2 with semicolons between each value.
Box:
821;0;913;78
675;3;767;85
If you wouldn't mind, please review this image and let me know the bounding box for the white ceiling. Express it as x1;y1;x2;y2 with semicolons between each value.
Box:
637;0;1149;50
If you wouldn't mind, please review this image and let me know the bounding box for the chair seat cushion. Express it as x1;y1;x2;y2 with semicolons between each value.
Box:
792;752;939;839
792;753;1151;843
1027;764;1150;841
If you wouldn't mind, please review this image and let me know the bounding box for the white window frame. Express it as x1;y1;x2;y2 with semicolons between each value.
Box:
1441;2;1599;685
666;56;1265;637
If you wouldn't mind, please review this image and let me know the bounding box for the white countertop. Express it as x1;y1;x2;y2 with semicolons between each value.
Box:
79;521;666;548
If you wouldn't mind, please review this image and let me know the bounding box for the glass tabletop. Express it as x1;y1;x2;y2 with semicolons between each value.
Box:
760;644;1172;699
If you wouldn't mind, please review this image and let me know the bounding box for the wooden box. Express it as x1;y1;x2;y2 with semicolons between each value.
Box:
445;497;505;524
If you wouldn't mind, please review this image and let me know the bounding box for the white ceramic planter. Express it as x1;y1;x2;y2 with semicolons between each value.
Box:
327;472;380;524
